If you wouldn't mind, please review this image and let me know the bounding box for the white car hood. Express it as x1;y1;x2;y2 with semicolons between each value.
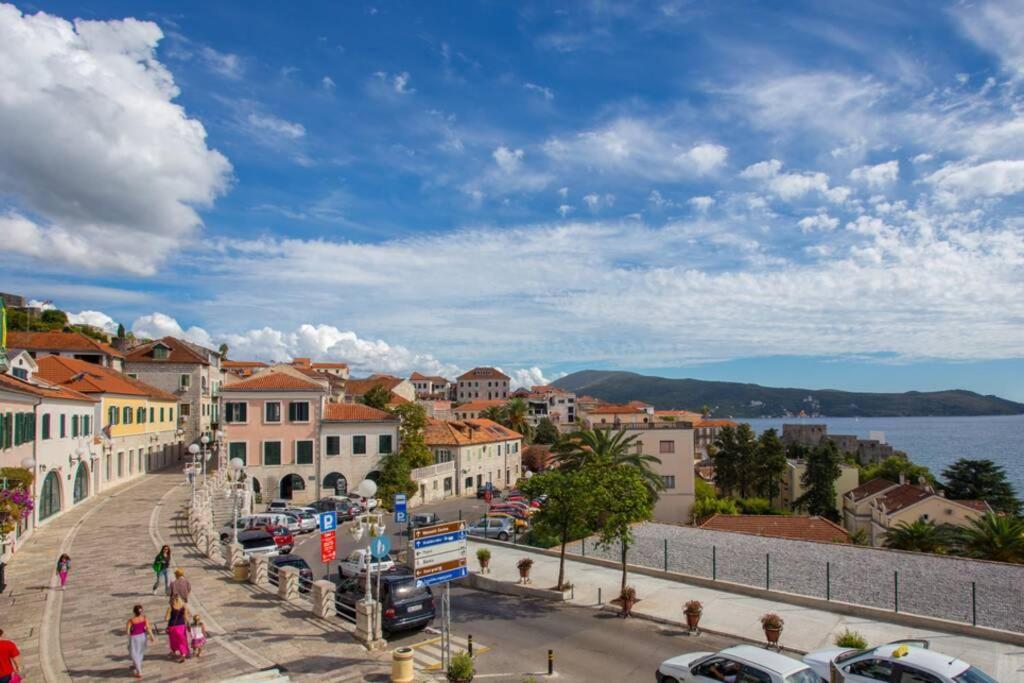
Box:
803;647;854;679
660;651;713;677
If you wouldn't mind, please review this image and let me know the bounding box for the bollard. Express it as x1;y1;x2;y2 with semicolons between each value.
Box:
391;646;414;683
459;509;462;521
765;553;770;590
712;546;717;581
310;580;336;619
894;571;899;613
581;537;586;557
548;649;554;675
598;587;602;605
278;565;299;601
468;634;474;656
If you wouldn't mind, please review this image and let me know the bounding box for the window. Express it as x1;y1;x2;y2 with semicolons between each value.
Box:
122;406;132;424
224;402;248;423
263;441;282;466
288;401;310;422
326;436;340;456
662;475;676;489
12;367;27;380
72;415;79;437
160;407;165;422
379;434;393;454
898;668;942;683
60;414;67;438
738;666;773;683
153;346;169;360
353;435;366;455
180;403;191;417
228;442;247;466
845;659;894;681
264;401;281;423
296;440;313;464
83;415;90;435
42;414;51;440
179;374;191;390
108;405;118;425
149;407;154;423
137;407;145;423
659;440;675;454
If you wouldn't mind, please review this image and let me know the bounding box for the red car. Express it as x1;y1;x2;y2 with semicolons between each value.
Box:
258;524;294;553
488;504;530;520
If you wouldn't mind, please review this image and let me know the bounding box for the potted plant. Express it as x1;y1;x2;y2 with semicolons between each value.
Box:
619;585;637;618
683;599;703;632
447;651;474;683
517;557;534;584
476;548;491;574
760;613;784;647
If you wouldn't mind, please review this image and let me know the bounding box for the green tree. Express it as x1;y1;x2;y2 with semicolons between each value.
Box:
361;384;392;411
737;497;773;514
883;519;954;554
700;404;712;417
554;428;664;497
753;428;787;500
794;441;842;521
390;402;434;468
860;455;935;487
521;468;597;589
39;309;68;328
710;424;758;498
955;512;1024;564
941;459;1021;516
533;417;560;445
218;343;229;359
480;405;506;423
692;496;738;522
375;452;417;504
593;464;655;592
503;398;532;441
695;477;716;501
117;323;126;339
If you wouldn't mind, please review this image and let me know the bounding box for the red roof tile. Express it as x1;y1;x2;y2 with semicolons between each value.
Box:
453;399;506;413
220;372;325;392
8;330;123;358
588;404;644;415
456;367;510;381
125;337;209;365
424;418;523;446
874;484;933;513
846;478;898;502
311;362;349;370
323;403;398;422
954;499;992;512
35;356;174;401
0;373;97;403
700;514;850;543
223;360;268;369
346;376;405;396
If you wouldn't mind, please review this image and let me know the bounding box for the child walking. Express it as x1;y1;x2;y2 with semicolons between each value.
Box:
56;553;71;590
189;615;208;658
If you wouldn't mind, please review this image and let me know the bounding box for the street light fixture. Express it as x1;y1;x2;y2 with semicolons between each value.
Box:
200;434;211;485
187;443;201;505
230;457;245;545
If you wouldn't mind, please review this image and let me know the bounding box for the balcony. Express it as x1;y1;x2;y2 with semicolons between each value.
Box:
588;420;694;431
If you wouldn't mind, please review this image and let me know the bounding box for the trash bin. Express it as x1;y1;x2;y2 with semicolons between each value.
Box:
232;563;250;582
391;646;414;683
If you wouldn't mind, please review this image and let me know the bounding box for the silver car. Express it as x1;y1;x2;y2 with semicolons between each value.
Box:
466;516;515;541
657;645;818;683
803;641;997;683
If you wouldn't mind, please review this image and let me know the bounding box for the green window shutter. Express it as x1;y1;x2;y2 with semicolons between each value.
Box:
83;415;90;435
296;441;313;464
149;407;154;422
228;442;246;465
263;442;281;466
353;435;366;455
378;434;393;454
72;415;79;438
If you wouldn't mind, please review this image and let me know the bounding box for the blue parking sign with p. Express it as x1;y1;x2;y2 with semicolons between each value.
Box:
319;511;337;533
394;493;407;524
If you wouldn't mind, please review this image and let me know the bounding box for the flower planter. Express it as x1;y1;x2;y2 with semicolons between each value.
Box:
620;598;636;618
685;611;702;632
478;558;490;574
518;568;531;584
764;626;782;647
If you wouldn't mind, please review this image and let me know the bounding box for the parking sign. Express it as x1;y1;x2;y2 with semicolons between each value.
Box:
319;510;337;533
394;493;407;524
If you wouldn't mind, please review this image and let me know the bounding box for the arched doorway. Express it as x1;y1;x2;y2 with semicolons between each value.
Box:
73;462;89;504
39;471;62;521
323;472;348;496
366;470;381;484
280;473;305;499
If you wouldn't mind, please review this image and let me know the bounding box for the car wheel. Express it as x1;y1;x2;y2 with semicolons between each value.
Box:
498;532;509;541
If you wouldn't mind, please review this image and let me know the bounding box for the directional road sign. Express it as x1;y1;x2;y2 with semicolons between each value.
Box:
394;493;407;524
409;521;467;586
370;535;392;559
319;511;337;533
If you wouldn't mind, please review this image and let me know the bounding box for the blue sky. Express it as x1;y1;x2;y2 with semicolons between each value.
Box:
2;1;1024;400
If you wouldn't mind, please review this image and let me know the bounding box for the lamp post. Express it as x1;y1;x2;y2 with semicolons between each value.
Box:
348;479;384;642
216;429;226;474
229;457;244;545
187;443;201;505
200;434;210;486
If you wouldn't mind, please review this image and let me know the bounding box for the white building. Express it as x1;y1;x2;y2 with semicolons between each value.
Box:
424;418;523;496
320;403;401;497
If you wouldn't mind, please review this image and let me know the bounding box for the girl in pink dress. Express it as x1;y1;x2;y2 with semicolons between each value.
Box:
56;554;70;590
189;615;208;658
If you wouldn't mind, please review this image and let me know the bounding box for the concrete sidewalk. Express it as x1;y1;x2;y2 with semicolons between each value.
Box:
2;470;390;681
470;540;1023;681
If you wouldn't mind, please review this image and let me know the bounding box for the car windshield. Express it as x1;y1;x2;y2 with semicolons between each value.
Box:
954;666;998;683
784;668;820;683
389;578;430;601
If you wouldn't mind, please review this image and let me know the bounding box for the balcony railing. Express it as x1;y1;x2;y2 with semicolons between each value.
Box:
587;420;695;431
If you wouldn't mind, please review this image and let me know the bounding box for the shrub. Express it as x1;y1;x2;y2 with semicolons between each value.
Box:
447;651;474;681
476;548;491;562
517;557;534;570
760;613;784;629
692;496;738;522
835;629;868;649
737;497;774;515
620;585;637;601
684;599;703;614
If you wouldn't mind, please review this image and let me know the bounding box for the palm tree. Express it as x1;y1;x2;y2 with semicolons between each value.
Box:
503;398;532;441
883;519;953;554
956;513;1024;564
479;405;505;423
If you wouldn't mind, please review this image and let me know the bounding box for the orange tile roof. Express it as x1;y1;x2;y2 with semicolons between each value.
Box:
700;514;850;543
35;356;174;401
846;478;898;502
323;403;398;422
411;372;450;383
694;419;737;428
454;399;506;413
220;371;325;393
424;418;523;446
0;373;97;403
125;337;209;365
588;404;643;415
8;330;123;358
223;360;268;369
346;376;404;396
954;499;992;513
311;362;349;369
457;367;510;381
627;400;653;408
874;484;933;513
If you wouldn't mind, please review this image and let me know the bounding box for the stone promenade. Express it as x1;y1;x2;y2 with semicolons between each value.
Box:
2;470;390;681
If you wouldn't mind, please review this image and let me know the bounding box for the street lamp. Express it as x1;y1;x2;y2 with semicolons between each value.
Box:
187;443;201;505
347;479;384;601
200;434;211;485
230;457;244;545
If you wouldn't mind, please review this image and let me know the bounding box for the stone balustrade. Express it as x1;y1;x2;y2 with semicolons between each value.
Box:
248;555;269;586
277;565;299;601
311;580;336;619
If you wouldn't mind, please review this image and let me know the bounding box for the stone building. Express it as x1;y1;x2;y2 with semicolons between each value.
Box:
455;367;510;402
424;418;523;496
781;423;894;464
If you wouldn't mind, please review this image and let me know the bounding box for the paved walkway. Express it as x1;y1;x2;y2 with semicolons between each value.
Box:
2;470;390;681
471;540;1024;681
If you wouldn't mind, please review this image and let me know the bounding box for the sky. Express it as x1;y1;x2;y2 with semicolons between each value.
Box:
2;1;1024;400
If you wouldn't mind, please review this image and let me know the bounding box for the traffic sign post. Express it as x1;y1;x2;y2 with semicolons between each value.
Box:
370;535;391;559
409;521;468;671
319;511;338;578
394;493;407;524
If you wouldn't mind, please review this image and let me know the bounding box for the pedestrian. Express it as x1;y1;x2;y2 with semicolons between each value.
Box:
152;546;171;595
0;628;22;683
189;614;208;658
168;568;191;605
125;604;155;678
164;596;190;663
55;553;71;591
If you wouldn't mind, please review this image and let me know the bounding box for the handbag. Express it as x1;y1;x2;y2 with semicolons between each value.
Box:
11;673;22;683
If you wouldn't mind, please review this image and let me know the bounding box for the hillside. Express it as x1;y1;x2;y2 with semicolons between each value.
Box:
553;370;1024;418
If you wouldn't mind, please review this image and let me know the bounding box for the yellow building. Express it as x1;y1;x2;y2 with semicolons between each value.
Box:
37;356;184;489
775;460;860;513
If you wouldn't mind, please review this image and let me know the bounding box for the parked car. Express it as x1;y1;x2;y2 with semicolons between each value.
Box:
336;499;363;521
267;499;290;512
658;646;818;683
236;529;280;559
804;641;997;683
308;498;339;514
284;508;318;533
489;504;530;520
219;513;292;541
476;485;500;499
403;512;442;536
480;511;528;530
339;549;396;577
466;516;516;541
269;554;314;592
335;572;435;635
347;491;378;511
254;524;294;553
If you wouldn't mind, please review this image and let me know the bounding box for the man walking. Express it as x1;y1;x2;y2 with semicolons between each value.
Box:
169;568;191;605
0;628;22;683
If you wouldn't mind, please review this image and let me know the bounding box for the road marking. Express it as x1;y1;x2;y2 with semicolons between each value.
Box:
402;634;489;672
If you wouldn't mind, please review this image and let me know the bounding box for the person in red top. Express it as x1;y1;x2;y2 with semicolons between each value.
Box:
0;628;21;683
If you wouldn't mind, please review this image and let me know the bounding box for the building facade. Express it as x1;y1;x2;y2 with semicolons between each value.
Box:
781;423;895;464
774;459;859;513
319;403;400;498
424;418;523;496
455;367;510;402
410;372;454;400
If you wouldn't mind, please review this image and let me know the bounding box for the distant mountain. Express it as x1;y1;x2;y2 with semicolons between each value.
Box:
553;370;1024;418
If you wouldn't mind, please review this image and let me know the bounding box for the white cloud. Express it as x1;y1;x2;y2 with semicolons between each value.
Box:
322;76;336;90
926;159;1024;201
557;204;573;217
246;113;306;139
849;160;899;188
67;310;118;334
198;45;242;79
523;82;554;100
582;193;615;211
912;153;934;164
739;159;847;202
131;312;213;348
374;70;414;94
502;367;567;391
27;299;55;310
797;213;839;232
648;190;674;208
557;187;569;199
688;196;715;212
955;1;1024;80
493;146;525;174
682;143;728;174
465;146;552;196
739;159;783;180
0;4;232;275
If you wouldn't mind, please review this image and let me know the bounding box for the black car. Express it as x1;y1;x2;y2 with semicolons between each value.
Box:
335;572;435;635
308;497;363;520
476;485;501;499
269;554;314;592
